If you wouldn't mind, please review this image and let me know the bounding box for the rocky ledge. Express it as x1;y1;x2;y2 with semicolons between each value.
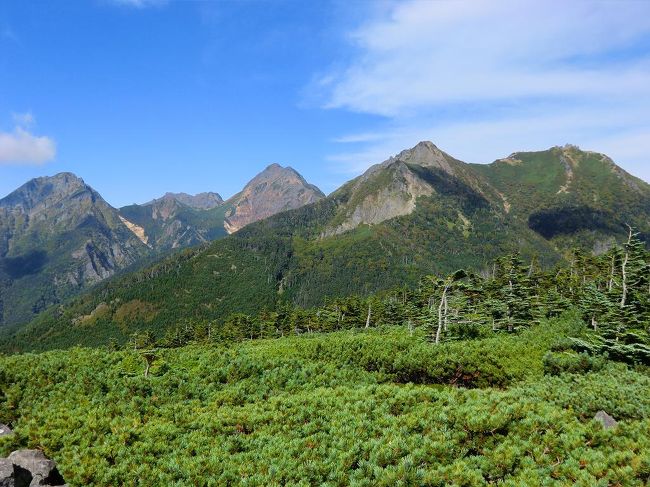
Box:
0;450;67;487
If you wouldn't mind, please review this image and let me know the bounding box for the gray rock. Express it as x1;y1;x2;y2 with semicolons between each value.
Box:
594;410;618;430
0;424;12;437
6;451;65;487
0;458;15;487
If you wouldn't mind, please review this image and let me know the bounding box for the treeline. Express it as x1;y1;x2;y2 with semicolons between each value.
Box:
129;227;649;365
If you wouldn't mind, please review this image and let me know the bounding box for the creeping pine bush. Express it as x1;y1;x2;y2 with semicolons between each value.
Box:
543;351;607;376
1;316;649;486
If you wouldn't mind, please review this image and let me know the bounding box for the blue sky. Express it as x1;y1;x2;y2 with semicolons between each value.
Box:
1;0;650;207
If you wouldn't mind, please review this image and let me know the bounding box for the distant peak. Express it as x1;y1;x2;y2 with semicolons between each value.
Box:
390;140;460;174
415;140;439;150
148;191;224;210
29;171;87;189
52;171;84;181
38;172;87;188
0;171;93;210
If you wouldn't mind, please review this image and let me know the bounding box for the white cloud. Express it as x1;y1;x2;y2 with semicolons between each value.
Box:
325;1;650;116
321;0;650;182
0;127;56;166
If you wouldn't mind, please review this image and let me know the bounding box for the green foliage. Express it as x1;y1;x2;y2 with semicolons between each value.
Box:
0;316;648;486
4;228;650;372
543;351;607;376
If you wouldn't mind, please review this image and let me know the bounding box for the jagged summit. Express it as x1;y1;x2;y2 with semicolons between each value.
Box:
325;141;494;235
391;141;455;171
146;191;224;210
223;164;324;234
0;172;150;325
0;172;90;210
255;163;315;185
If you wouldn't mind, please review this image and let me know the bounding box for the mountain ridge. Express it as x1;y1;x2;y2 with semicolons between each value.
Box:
5;141;648;350
145;191;224;210
0;164;323;327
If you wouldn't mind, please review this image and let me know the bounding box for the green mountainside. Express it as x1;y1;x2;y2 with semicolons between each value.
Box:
0;166;323;329
0;173;151;327
472;145;650;249
5;141;648;350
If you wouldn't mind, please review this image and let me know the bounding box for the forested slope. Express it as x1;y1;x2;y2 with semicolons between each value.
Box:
5;142;650;350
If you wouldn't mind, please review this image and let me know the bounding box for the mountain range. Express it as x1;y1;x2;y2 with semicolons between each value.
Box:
2;141;649;351
0;164;324;327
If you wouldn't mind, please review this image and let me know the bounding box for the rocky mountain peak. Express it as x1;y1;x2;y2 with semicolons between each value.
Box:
150;191;224;210
0;172;90;212
224;164;324;234
391;141;458;174
0;172;150;326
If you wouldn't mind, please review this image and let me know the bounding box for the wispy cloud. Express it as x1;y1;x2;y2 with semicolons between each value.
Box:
320;0;650;180
12;112;35;127
0;114;56;165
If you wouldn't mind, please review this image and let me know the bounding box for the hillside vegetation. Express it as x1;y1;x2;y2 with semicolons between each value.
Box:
7;143;649;347
1;215;649;486
1;316;649;486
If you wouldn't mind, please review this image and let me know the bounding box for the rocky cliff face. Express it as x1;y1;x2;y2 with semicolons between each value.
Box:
223;164;325;234
0;173;149;326
120;168;324;247
324;141;499;235
120;195;229;250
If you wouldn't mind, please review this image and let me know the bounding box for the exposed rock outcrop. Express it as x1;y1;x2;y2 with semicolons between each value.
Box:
0;173;150;326
594;410;618;430
0;450;66;487
324;141;496;236
224;164;325;234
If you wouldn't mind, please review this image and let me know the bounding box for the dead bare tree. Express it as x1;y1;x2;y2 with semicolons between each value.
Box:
620;224;633;308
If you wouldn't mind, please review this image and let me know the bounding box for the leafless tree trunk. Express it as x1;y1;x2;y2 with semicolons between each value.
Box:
621;225;632;308
436;285;450;344
443;293;449;332
365;304;372;328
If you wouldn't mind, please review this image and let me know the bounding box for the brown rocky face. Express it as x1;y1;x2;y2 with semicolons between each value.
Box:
224;164;324;234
